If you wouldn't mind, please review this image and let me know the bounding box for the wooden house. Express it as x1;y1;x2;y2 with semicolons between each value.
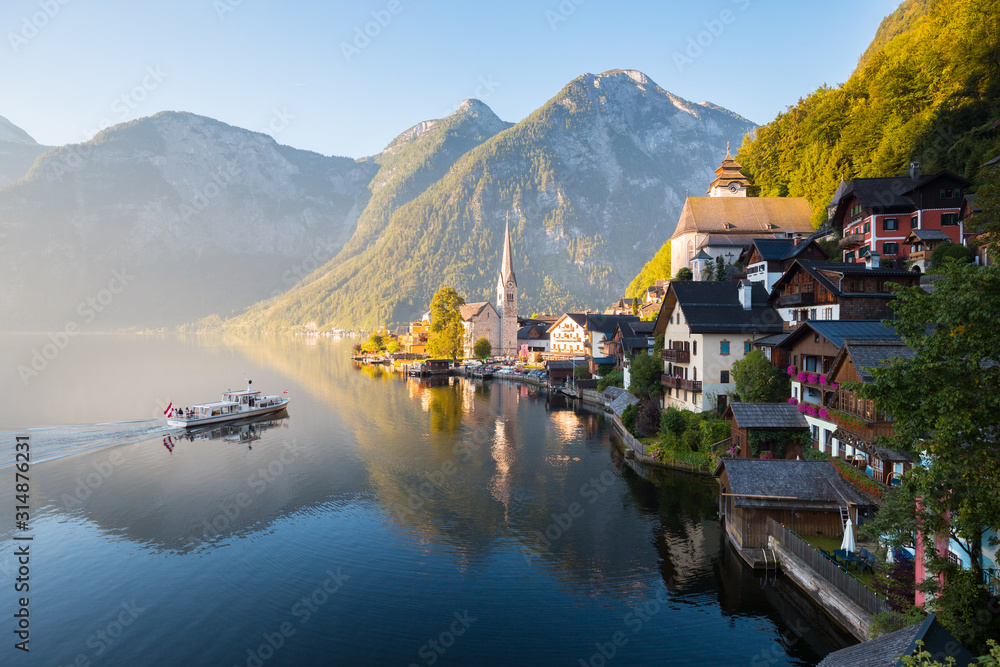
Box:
902;228;952;274
829;165;972;264
724;403;809;460
716;459;875;553
767;258;919;328
740;237;828;293
826;339;915;486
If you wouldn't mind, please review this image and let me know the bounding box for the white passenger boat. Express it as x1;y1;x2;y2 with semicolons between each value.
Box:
166;380;290;428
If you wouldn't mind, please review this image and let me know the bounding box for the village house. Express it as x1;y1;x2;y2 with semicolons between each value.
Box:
516;322;550;362
716;459;874;554
669;150;815;275
767;256;920;328
653;281;784;414
817;615;975;667
459;302;499;359
825;339;915;487
603;320;656;368
739;237;829;293
637;280;670;318
776;320;899;457
724;402;810;461
829;162;972;267
545;313;639;360
902;228;952;274
399;320;430;355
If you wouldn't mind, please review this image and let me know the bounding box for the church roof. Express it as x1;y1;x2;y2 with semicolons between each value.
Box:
670;197;814;239
459;302;496;321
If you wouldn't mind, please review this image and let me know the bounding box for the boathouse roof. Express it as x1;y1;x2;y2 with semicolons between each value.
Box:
816;614;974;667
718;460;873;509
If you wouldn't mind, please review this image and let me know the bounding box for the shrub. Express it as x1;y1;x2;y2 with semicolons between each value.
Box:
636;398;662;437
931;241;974;269
699;418;731;449
621;403;640;435
660;407;686;436
598;369;624;391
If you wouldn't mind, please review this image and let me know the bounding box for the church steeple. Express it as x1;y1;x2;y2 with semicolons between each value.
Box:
707;143;750;197
496;213;518;358
499;213;516;288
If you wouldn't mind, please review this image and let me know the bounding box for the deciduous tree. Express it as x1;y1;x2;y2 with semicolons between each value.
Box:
731;350;790;403
472;336;492;360
427;287;466;360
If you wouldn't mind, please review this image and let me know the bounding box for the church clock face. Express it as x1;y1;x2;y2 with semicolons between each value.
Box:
728;183;740;193
507;281;513;288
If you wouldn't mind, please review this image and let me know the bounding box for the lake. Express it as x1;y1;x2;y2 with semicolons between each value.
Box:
0;333;854;665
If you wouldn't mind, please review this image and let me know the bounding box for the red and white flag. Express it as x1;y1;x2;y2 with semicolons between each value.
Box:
283;390;288;394
163;402;174;418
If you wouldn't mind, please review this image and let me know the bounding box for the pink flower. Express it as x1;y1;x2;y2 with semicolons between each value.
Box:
787;365;796;375
830;382;839;389
807;373;818;384
797;371;809;382
819;408;830;420
797;404;807;413
788;397;799;405
806;406;818;417
819;374;828;385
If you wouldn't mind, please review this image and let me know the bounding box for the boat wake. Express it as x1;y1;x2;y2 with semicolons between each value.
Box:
0;420;178;468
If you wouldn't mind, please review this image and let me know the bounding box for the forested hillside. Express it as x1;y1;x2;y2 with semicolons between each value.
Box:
737;0;1000;224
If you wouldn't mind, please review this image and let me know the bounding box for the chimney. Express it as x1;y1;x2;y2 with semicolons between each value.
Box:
866;250;881;269
738;281;753;310
792;236;802;247
910;161;920;180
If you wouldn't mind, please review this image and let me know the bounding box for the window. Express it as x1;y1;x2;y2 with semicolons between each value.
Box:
863;222;871;233
692;341;697;356
824;307;833;320
844;251;855;262
720;370;730;383
883;242;899;255
812;425;819;441
883;218;898;231
941;213;958;226
851;204;862;217
910;216;918;228
744;341;751;355
940;188;961;200
720;340;730;355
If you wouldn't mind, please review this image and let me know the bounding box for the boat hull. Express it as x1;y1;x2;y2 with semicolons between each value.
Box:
167;399;290;428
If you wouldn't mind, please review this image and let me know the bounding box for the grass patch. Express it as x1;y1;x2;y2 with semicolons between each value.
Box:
802;534;882;589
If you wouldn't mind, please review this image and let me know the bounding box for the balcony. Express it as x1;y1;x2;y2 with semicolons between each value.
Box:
779;292;815;307
661;348;690;363
661;374;702;393
839;232;866;249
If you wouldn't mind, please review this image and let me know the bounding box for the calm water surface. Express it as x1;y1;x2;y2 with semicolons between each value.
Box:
0;334;854;665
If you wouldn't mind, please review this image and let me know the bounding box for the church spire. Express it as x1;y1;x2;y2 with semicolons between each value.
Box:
500;212;516;287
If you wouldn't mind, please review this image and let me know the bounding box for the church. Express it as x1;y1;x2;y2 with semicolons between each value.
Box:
460;216;518;358
669;147;816;279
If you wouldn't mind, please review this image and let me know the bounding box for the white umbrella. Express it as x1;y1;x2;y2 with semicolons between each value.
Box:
840;517;856;552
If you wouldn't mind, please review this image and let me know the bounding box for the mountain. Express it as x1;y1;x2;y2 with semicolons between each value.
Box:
0;115;49;186
736;0;1000;224
226;70;755;331
0;112;375;330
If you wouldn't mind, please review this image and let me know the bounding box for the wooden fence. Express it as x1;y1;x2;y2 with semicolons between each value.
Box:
768;518;893;618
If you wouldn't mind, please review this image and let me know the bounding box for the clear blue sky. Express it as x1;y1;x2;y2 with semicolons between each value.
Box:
1;0;902;158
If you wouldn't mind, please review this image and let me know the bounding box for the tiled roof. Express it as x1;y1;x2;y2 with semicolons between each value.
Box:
517;323;549;339
754;332;792;347
609;390;641;418
780;320;900;351
816;615;975;667
905;229;951;242
770;260;917;301
585;314;640;334
459;302;495;321
659;282;784;334
547;360;576;370
728;402;809;429
721;460;873;508
841;339;916;383
671;197;814;239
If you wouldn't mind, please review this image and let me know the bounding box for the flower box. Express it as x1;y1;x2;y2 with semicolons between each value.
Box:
788;397;799;405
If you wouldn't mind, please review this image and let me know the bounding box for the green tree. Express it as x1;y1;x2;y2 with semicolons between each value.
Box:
472;336;492;360
714;256;726;281
628;352;662;399
385;338;400;354
427;286;466;360
968;162;1000;260
660;407;685;436
597;368;624;391
573;364;590;380
731;350;791;403
855;261;1000;652
931;241;974;269
674;267;693;282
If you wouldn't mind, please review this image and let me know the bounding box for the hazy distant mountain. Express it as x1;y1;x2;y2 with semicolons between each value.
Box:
0;112;374;330
0;115;49;186
0;71;755;331
228;70;756;331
